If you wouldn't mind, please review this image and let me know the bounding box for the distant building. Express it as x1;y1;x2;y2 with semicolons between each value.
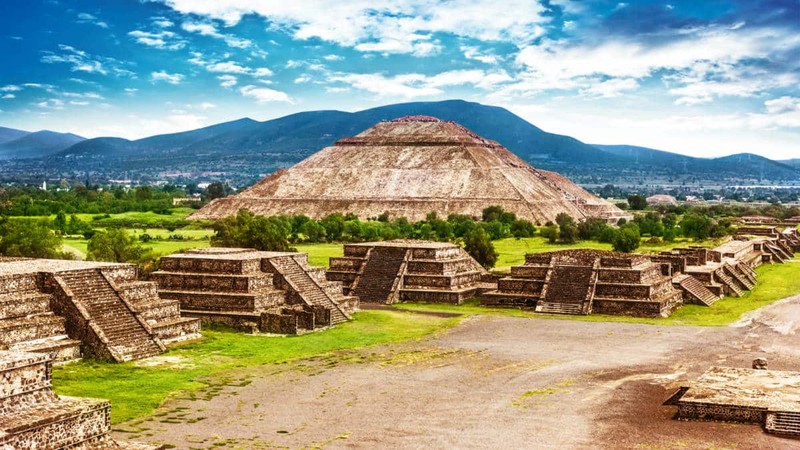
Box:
172;193;203;206
646;194;678;206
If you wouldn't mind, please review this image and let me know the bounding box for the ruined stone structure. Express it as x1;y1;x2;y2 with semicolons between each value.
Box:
327;240;488;304
153;248;357;334
480;250;683;317
190;116;630;224
0;350;161;448
667;366;800;437
0;259;199;363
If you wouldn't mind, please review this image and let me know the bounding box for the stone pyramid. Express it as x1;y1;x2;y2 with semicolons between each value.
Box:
191;116;629;224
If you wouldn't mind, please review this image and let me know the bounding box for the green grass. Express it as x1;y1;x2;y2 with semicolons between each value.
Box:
294;242;344;268
63;236;210;259
52;310;460;424
491;236;719;272
396;255;800;327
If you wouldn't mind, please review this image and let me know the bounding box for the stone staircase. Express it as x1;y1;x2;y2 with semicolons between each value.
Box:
0;350;159;449
723;263;755;291
765;411;800;436
674;274;720;306
351;247;409;303
55;270;163;362
713;269;744;297
0;276;81;363
535;265;595;315
269;256;350;324
764;242;790;263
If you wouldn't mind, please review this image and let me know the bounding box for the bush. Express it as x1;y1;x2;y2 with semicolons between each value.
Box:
510;219;536;238
87;229;151;263
613;224;641;253
0;218;65;258
464;226;498;269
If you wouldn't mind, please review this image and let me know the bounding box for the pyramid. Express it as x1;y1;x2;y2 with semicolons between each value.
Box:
191;116;629;224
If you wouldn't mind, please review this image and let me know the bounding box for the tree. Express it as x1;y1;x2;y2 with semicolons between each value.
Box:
680;213;713;240
210;209;292;251
53;211;67;233
555;213;578;244
464;226;498;269
540;224;559;243
207;182;226;200
0;218;64;258
510;219;536;238
87;229;149;263
627;195;648;210
613;224;641;253
577;217;608;241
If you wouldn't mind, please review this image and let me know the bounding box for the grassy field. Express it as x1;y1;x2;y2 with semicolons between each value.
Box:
53;310;461;424
294;242;344;267
63;236;210;259
396;255;800;327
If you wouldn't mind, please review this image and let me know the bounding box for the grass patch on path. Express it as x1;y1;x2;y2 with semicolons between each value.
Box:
52;310;461;424
397;256;800;327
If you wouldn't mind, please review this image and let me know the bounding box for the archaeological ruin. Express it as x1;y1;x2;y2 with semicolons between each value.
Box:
667;366;800;437
153;248;358;334
326;240;489;304
0;350;161;448
0;258;200;363
480;249;683;317
480;227;799;317
190;115;631;224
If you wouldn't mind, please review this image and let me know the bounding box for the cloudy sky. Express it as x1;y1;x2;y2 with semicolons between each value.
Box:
0;0;798;159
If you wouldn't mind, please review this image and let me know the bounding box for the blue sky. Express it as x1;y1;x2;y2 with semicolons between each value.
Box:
0;0;798;159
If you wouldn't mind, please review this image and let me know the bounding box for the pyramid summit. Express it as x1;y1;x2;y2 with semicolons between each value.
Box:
191;115;629;223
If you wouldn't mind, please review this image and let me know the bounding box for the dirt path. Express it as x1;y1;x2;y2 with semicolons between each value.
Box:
118;299;800;449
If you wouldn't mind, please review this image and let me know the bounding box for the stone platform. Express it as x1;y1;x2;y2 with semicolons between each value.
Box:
0;350;163;448
480;249;683;317
327;240;489;304
153;248;357;334
0;259;200;363
668;366;800;437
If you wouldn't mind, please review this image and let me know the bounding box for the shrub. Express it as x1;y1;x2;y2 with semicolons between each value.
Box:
464;226;498;269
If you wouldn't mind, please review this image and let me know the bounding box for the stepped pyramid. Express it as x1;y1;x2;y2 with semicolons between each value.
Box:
0;259;201;363
191;116;630;224
152;248;358;334
0;350;161;448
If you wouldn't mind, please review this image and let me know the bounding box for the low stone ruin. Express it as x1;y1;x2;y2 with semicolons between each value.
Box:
153;248;357;334
0;350;162;448
480;249;683;317
326;240;488;304
666;366;800;437
0;259;200;363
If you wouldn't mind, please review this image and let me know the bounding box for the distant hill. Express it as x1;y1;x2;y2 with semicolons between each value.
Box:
782;159;800;169
592;144;800;182
1;100;798;185
0;129;85;160
0;126;30;145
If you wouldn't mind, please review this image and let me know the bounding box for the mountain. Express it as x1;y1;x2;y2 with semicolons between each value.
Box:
782;159;800;169
593;144;800;182
0;130;85;160
1;100;798;185
0;126;30;145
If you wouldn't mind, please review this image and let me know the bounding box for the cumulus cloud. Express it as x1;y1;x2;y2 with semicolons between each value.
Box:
128;29;186;50
217;74;238;88
330;69;512;98
181;21;252;48
41;45;134;77
77;12;108;28
150;70;184;84
239;85;292;103
156;0;549;55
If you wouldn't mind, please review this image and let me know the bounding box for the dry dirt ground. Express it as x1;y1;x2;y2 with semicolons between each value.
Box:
118;296;800;449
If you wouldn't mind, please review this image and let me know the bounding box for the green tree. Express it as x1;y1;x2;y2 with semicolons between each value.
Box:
555;213;578;244
0;218;64;258
680;213;713;240
87;229;149;263
464;226;498;269
613;224;641;253
53;211;67;233
207;182;226;200
627;195;648;210
510;219;536;238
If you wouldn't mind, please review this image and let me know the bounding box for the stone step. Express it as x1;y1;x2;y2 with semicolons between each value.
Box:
766;411;800;436
675;275;720;306
535;302;585;315
8;335;82;363
0;397;110;449
0;292;52;320
0;314;68;346
150;316;202;345
713;270;743;297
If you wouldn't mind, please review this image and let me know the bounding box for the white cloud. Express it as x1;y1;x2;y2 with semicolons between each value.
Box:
198;102;217;110
1;94;14;99
239;85;292;103
0;85;21;92
217;74;238;88
181;21;252;48
206;61;250;74
461;45;499;65
330;69;512;98
150;70;184;84
323;54;344;61
252;67;273;77
69;100;90;106
40;45;134;77
294;75;312;84
77;12;108;28
152;17;174;28
580;78;639;98
124;88;138;96
128;30;186;50
37;98;65;110
157;0;549;55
